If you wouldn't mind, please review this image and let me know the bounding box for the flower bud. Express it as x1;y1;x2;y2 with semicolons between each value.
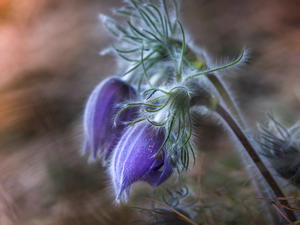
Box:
270;140;300;184
83;77;136;162
258;116;300;185
110;122;175;203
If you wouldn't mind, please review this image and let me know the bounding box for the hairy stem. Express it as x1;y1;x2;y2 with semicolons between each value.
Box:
208;74;245;129
215;103;296;222
185;48;245;129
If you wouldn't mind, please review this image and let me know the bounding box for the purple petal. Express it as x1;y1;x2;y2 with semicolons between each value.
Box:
141;170;163;187
141;151;175;187
83;77;136;161
156;151;175;186
112;125;138;199
111;122;165;201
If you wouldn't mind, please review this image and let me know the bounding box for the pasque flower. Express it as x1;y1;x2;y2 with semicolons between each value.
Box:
110;122;176;203
77;0;300;221
258;115;300;185
83;77;136;161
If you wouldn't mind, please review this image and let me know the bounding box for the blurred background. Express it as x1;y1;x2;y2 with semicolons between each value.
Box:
0;0;300;224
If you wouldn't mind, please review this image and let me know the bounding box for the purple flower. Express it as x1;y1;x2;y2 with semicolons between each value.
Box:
110;122;175;203
83;77;136;162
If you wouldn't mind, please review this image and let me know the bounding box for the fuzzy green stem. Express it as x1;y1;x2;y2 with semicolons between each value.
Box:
184;47;246;129
215;103;296;222
208;74;245;129
185;50;244;81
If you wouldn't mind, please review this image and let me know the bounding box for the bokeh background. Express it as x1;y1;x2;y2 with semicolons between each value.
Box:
0;0;300;224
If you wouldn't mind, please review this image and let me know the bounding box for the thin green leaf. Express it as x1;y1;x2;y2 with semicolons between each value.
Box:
123;35;144;43
146;95;168;103
268;114;290;140
114;105;135;125
141;43;152;87
155;116;175;157
141;4;159;23
123;50;156;76
116;52;139;62
177;109;192;150
171;0;179;34
147;4;165;37
139;9;162;37
147;117;169;126
162;0;172;34
113;45;140;53
127;20;155;40
115;10;140;18
127;102;163;107
164;15;169;40
128;114;155;126
173;109;186;148
177;20;185;78
143;88;170;96
145;29;178;76
185;49;245;81
188;142;196;167
145;97;171;113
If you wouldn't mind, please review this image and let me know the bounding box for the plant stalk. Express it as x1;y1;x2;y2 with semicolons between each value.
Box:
207;74;245;129
215;103;296;222
184;48;246;129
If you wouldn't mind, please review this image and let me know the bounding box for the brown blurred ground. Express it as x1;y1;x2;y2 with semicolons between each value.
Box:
0;0;300;224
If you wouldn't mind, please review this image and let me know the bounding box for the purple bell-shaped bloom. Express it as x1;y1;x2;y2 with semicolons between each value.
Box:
83;77;136;161
110;122;175;203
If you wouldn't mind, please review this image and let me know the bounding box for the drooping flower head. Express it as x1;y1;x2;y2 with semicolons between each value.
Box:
110;121;177;203
83;77;137;162
115;75;218;171
88;0;248;204
258;114;300;185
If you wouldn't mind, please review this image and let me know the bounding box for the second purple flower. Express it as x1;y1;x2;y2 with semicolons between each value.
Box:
110;122;176;203
83;77;136;162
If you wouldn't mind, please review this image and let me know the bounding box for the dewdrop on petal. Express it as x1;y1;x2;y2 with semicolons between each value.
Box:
110;122;176;203
83;77;136;162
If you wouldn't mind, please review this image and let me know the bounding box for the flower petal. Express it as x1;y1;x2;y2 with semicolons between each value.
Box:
158;152;175;186
141;151;175;187
83;77;136;161
111;122;166;201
